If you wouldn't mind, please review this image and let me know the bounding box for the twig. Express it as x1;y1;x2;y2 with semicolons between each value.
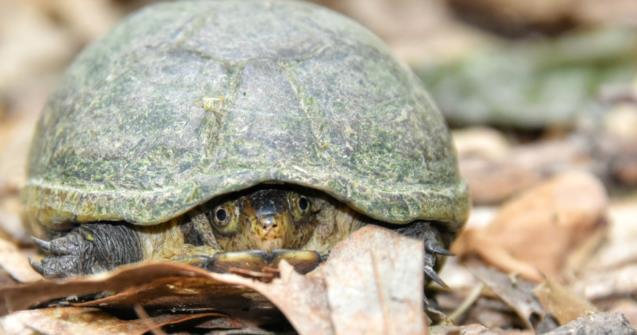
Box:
134;304;168;335
448;283;484;324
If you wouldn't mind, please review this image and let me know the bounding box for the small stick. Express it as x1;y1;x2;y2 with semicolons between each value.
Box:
448;283;484;324
134;304;168;335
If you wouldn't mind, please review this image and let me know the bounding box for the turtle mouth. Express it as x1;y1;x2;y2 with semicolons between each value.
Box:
207;249;321;274
258;239;285;251
250;213;292;250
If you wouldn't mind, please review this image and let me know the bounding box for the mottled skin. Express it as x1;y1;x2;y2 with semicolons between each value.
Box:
32;187;450;280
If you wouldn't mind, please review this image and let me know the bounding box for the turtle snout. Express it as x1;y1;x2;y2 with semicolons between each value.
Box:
258;215;278;230
251;213;290;250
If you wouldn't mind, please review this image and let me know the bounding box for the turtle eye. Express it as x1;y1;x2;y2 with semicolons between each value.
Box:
209;202;240;235
298;196;310;213
213;206;229;225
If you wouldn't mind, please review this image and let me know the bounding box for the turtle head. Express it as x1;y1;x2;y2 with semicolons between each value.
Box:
208;188;321;252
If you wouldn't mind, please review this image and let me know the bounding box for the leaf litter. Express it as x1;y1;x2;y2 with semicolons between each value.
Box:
0;226;426;335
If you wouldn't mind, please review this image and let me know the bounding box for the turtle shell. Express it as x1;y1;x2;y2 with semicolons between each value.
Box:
24;0;469;230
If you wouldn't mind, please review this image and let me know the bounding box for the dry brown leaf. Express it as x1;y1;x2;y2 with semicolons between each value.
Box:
0;0;76;95
534;277;597;325
576;264;637;301
215;261;334;335
454;231;544;282
583;199;637;271
0;198;30;244
1;307;239;335
454;171;608;281
445;0;577;36
0;111;40;189
0;238;41;283
460;158;542;206
318;226;426;335
39;0;121;42
470;265;553;331
445;0;637;35
453;127;511;161
576;0;637;26
0;261;272;317
0;180;18;198
611;141;637;186
0;111;41;242
166;226;427;335
614;155;637;186
74;274;276;318
0;225;426;335
458;135;599;205
573;198;637;303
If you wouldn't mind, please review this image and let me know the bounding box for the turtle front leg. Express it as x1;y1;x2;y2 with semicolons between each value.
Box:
395;220;454;287
395;220;455;315
31;222;143;277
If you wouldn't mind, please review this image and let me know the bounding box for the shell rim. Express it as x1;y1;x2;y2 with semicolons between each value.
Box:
23;167;470;230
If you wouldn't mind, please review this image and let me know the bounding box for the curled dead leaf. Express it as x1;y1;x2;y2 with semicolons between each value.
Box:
0;238;41;283
470;265;555;331
534;277;597;325
1;307;244;335
454;171;608;281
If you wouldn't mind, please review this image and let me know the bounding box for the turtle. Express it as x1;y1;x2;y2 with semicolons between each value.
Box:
23;0;469;287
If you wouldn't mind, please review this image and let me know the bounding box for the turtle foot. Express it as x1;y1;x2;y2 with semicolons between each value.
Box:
30;231;93;277
30;223;142;278
424;238;452;288
395;221;453;288
394;220;455;317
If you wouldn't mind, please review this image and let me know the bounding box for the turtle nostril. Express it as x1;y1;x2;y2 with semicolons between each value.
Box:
259;216;277;229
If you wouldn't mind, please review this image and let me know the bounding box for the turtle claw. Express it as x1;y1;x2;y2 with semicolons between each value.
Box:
33;236;80;256
32;237;52;254
30;254;83;278
31;232;89;277
426;244;454;257
425;304;447;323
424;265;449;289
422;287;447;322
29;257;45;275
390;220;454;317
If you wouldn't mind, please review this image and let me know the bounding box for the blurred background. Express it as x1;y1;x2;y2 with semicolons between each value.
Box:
1;0;637;330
